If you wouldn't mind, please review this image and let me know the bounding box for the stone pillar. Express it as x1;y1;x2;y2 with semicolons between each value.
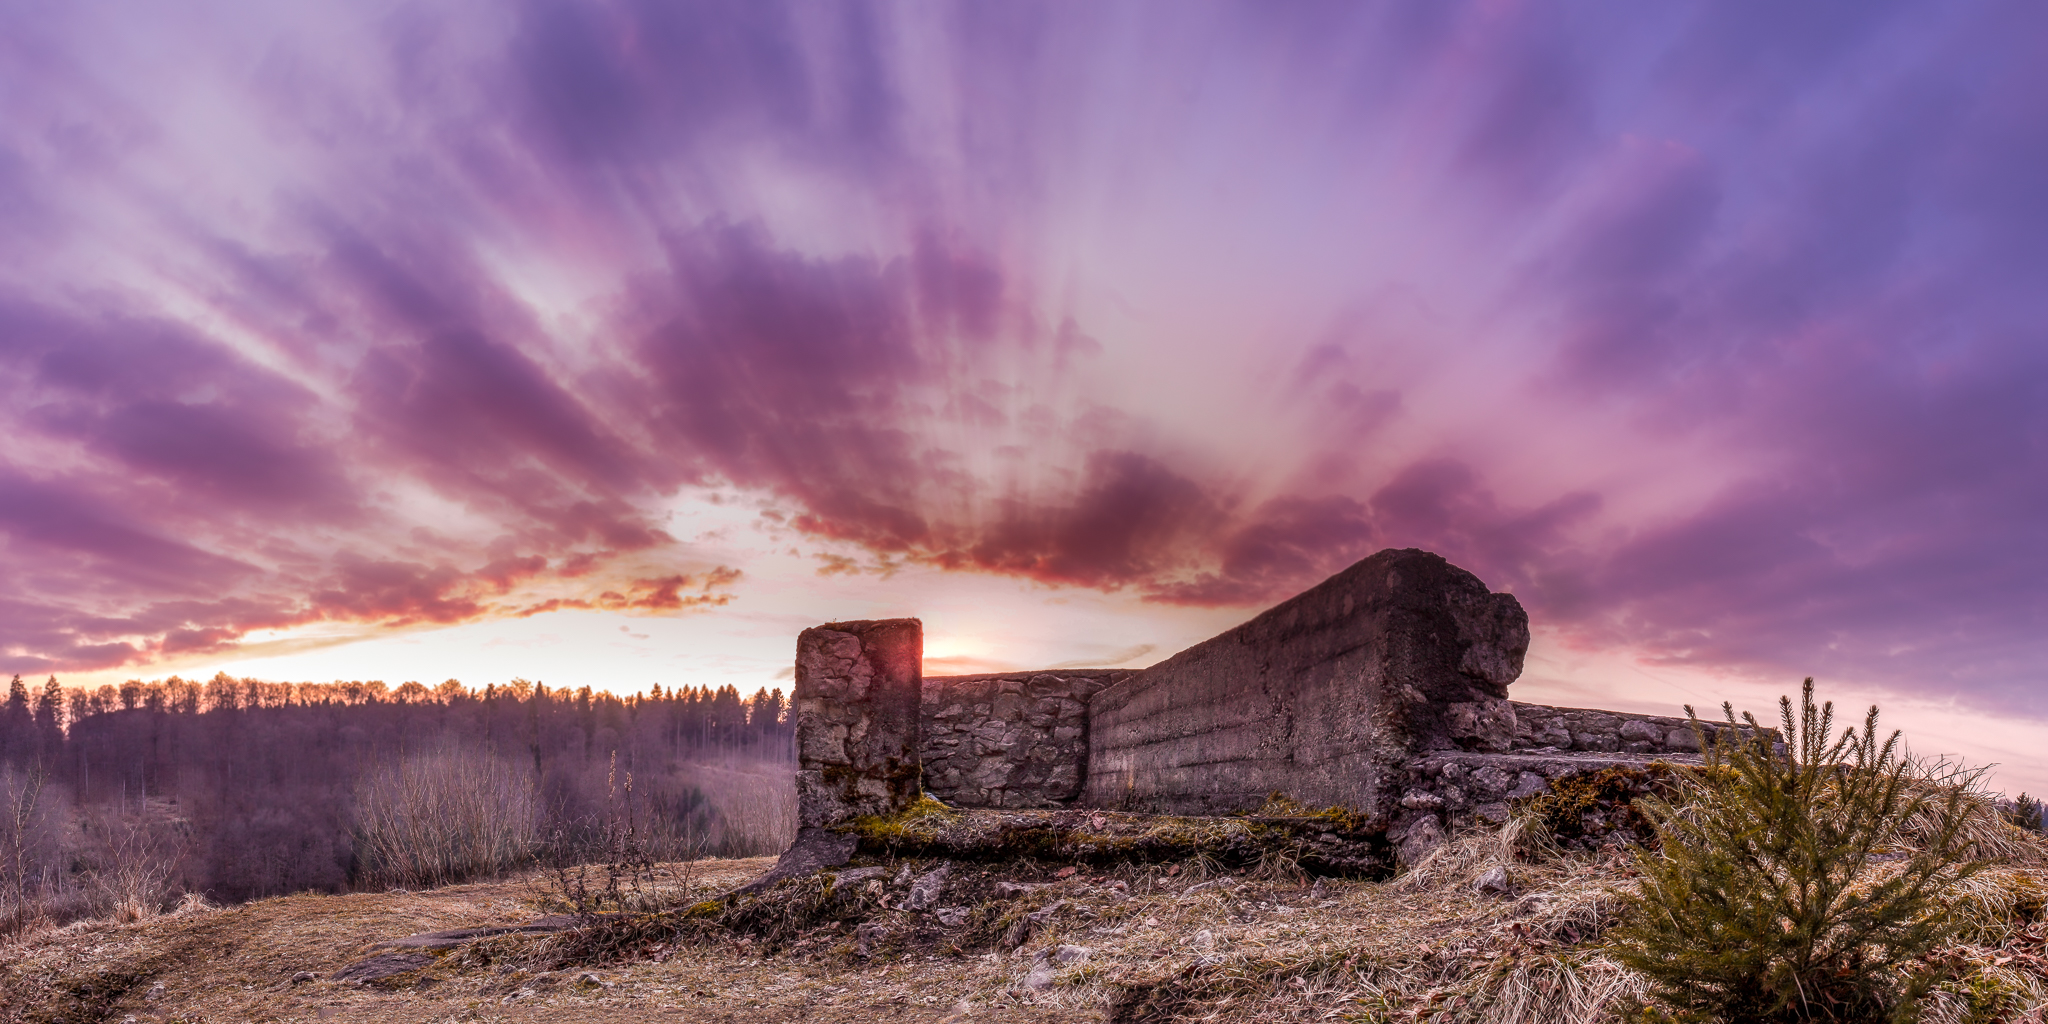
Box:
793;618;924;828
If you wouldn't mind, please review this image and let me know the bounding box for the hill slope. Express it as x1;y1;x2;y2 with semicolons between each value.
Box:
7;818;2048;1024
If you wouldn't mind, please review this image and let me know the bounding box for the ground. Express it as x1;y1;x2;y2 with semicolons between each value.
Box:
0;847;1527;1024
6;812;2048;1024
3;857;1074;1024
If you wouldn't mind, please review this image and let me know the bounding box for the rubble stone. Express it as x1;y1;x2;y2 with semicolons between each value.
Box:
769;548;1780;882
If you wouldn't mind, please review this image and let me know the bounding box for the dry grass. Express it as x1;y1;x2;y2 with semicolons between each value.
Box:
1922;783;2048;867
696;763;799;856
4;807;2045;1024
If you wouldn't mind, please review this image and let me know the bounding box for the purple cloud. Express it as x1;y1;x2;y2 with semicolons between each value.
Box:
0;0;2043;728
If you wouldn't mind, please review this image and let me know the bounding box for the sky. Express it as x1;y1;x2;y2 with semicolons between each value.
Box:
2;2;2046;790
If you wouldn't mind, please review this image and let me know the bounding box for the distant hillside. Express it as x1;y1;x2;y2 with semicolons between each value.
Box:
1;675;795;930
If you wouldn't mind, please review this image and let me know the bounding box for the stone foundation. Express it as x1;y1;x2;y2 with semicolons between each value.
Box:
1509;701;1743;755
1389;749;1681;864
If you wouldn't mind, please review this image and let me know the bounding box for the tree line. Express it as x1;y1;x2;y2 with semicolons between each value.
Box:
0;673;796;930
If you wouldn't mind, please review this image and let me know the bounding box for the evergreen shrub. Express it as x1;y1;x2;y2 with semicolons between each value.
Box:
1609;679;1983;1023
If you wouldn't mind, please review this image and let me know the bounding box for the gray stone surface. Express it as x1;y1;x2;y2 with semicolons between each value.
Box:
1508;702;1767;756
332;951;436;983
1445;699;1518;752
921;670;1132;808
1393;749;1695;863
793;618;923;828
1079;548;1529;817
906;862;952;910
1475;865;1514;897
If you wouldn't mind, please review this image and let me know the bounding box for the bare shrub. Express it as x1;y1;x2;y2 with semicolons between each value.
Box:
2;765;58;933
620;770;714;864
77;804;189;922
543;752;658;919
353;746;539;888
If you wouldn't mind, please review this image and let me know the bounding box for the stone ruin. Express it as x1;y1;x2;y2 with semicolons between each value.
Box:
776;547;1744;879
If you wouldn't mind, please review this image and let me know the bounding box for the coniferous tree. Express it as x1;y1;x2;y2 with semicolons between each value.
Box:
2007;792;2045;833
0;672;796;904
32;677;62;762
1610;679;1982;1023
1;676;29;766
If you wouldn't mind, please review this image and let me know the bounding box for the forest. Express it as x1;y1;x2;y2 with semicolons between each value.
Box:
0;672;796;933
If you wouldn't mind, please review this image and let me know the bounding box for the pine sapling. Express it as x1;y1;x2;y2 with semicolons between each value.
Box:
1609;679;1984;1023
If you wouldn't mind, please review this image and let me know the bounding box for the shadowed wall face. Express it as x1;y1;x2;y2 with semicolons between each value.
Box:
1079;549;1529;817
793;619;923;828
920;670;1133;809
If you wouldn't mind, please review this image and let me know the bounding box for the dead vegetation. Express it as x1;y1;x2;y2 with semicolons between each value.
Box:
353;746;542;889
5;780;2047;1023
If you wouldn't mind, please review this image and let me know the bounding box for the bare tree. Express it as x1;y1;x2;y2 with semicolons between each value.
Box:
1;765;52;932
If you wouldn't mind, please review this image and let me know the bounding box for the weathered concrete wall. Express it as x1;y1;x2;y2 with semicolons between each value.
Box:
920;670;1133;809
1078;548;1530;818
793;618;923;829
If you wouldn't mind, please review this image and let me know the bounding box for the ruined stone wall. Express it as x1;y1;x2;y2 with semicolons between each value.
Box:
1391;749;1670;861
1078;549;1531;818
1384;712;1779;865
919;670;1133;809
1509;701;1742;755
775;551;1780;876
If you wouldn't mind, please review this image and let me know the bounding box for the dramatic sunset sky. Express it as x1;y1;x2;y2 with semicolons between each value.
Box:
3;3;2045;789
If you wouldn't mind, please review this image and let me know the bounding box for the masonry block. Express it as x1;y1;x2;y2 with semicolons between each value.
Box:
793;618;923;828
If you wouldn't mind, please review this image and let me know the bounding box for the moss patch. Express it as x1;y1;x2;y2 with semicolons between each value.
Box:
831;802;1389;877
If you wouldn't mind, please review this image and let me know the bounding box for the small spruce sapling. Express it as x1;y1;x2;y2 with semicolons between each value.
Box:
2004;792;2044;834
1609;679;1983;1023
